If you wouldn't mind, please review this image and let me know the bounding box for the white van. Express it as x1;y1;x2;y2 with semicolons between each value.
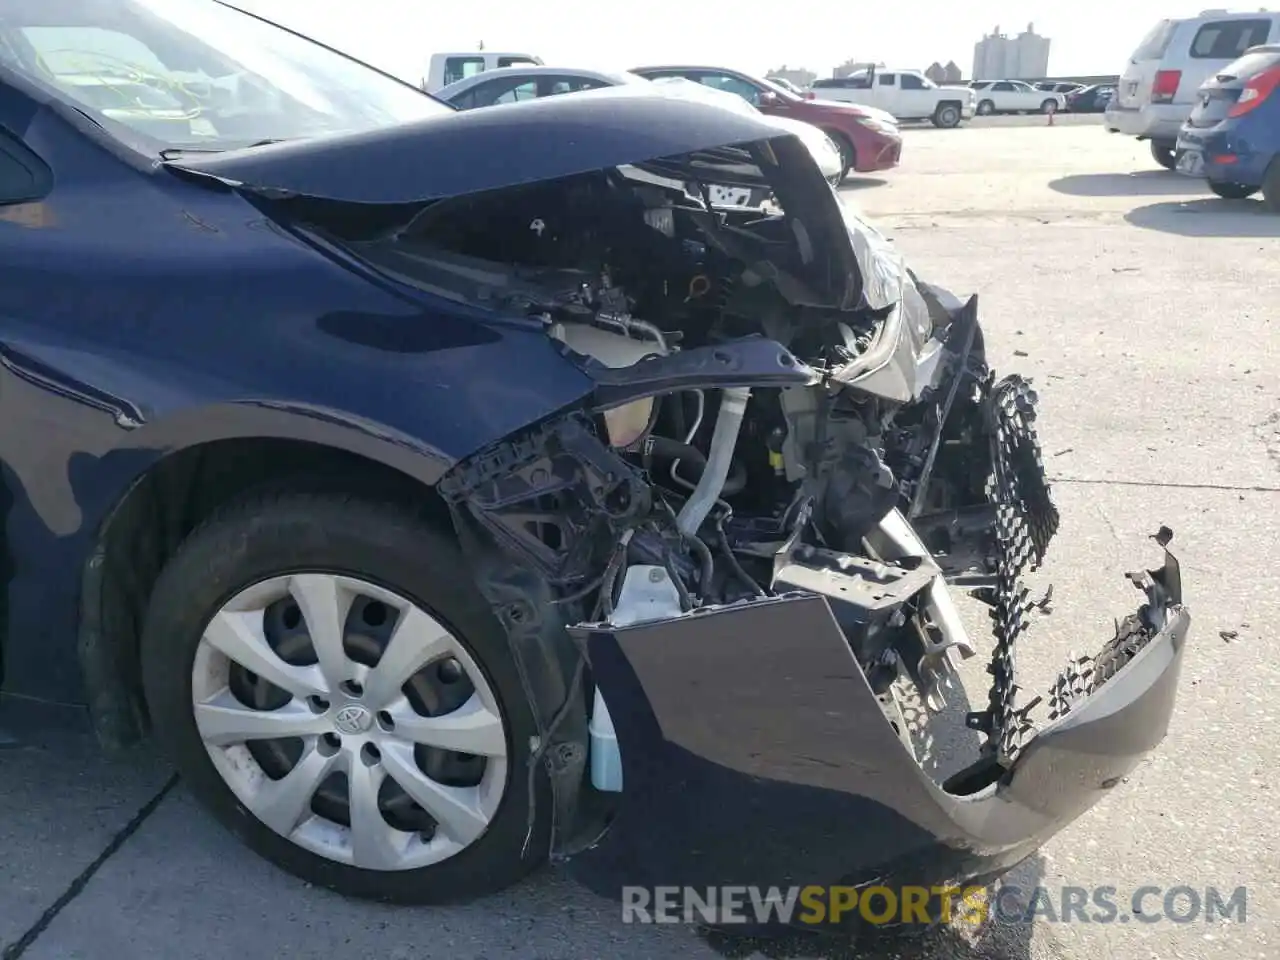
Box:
1106;10;1280;168
422;52;543;93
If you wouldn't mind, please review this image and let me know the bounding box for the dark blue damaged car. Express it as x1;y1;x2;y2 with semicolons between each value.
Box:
0;0;1192;916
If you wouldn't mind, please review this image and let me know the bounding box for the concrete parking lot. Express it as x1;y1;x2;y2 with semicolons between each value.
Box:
3;118;1277;960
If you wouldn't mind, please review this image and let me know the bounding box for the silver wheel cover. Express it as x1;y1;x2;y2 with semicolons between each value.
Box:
191;574;508;871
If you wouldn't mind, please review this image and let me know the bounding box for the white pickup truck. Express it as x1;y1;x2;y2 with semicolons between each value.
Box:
806;66;976;127
968;80;1066;115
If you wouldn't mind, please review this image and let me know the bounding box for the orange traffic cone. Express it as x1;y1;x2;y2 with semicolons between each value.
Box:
1048;109;1055;126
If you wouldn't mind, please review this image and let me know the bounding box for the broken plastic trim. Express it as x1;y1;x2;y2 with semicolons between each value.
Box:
436;337;821;589
580;337;819;411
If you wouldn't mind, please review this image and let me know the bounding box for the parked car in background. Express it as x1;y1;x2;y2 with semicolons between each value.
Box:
767;77;806;95
807;66;975;127
436;65;639;108
630;65;902;180
645;77;845;186
968;80;1066;115
1106;11;1279;169
1036;81;1086;95
422;51;542;92
1175;44;1280;208
434;66;845;199
1065;83;1117;113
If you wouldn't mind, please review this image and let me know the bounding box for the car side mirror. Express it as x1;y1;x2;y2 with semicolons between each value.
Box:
758;91;780;106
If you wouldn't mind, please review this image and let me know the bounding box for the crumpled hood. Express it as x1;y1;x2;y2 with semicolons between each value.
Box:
167;80;913;318
163;84;799;204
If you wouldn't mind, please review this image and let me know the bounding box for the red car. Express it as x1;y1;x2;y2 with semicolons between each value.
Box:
631;65;902;182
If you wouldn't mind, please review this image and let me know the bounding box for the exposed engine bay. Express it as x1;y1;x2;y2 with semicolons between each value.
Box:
308;160;1063;759
286;141;1181;826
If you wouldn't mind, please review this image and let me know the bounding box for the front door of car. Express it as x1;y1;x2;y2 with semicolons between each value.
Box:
0;120;58;710
874;72;900;114
686;71;770;110
897;73;932;118
1011;81;1039;107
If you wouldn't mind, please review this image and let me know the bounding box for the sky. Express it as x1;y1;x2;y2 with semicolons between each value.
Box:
233;0;1223;83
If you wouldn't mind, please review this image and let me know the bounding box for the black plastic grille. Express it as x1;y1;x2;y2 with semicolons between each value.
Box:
975;373;1060;763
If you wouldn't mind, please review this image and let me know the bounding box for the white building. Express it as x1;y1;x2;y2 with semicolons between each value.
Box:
972;24;1051;81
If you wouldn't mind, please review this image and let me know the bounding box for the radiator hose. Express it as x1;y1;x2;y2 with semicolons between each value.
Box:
676;387;751;537
643;436;746;498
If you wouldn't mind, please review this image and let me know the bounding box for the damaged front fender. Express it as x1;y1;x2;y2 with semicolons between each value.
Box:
435;334;824;858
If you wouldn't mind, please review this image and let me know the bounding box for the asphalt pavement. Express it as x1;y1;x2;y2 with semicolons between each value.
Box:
2;120;1277;960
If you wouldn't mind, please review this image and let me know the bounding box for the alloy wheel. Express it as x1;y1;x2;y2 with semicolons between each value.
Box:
190;573;508;872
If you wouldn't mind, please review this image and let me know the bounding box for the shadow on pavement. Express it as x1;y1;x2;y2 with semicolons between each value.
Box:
1125;197;1280;237
904;115;1103;131
693;855;1047;959
1048;171;1206;197
839;177;888;191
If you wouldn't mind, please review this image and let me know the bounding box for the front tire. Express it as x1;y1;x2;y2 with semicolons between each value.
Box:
932;103;961;128
827;130;856;184
1150;141;1178;170
140;491;549;904
1208;181;1257;200
1040;99;1059;114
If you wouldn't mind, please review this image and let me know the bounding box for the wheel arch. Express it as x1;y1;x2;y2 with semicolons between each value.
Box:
1262;154;1280;212
79;414;457;752
821;127;856;173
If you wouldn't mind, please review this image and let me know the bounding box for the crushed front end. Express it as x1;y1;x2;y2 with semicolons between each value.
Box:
331;114;1193;905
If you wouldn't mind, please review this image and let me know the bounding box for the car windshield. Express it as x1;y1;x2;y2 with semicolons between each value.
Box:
755;74;803;101
0;0;451;154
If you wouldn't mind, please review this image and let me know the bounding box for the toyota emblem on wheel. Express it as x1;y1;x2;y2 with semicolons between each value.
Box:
333;704;373;735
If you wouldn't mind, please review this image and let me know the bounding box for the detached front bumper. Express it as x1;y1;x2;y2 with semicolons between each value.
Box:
565;539;1189;907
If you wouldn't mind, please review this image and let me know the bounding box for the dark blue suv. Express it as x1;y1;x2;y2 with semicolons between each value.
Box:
1175;44;1280;210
